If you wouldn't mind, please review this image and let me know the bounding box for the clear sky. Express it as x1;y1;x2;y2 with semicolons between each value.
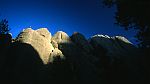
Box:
0;0;137;43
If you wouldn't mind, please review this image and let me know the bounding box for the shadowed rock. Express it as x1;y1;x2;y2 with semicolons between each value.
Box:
49;48;65;63
16;28;54;64
89;34;142;83
71;32;93;53
2;42;44;84
0;28;144;84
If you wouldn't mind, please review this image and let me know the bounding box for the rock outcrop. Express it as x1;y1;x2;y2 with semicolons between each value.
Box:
0;28;144;84
89;34;142;83
71;32;93;53
49;48;65;63
52;31;71;44
16;28;54;64
89;34;137;57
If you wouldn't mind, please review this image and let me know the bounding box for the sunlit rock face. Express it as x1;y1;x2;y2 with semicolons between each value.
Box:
16;28;54;64
16;28;66;64
1;28;143;83
52;31;71;44
36;28;52;43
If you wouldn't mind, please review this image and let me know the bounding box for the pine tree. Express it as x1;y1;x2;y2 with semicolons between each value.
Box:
0;19;10;34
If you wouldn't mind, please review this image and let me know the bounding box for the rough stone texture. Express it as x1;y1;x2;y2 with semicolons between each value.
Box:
1;28;144;83
52;31;71;44
36;28;52;43
51;40;58;48
49;48;65;63
16;28;54;64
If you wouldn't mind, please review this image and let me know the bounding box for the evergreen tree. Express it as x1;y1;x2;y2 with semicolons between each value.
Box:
0;19;10;34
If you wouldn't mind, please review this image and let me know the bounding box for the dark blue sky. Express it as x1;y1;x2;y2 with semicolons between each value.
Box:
0;0;137;43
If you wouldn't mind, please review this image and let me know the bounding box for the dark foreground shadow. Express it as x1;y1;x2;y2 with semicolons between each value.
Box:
0;34;147;84
0;42;44;84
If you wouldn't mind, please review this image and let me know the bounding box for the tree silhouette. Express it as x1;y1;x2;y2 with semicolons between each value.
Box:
0;19;12;47
103;1;150;83
102;0;150;48
0;19;10;34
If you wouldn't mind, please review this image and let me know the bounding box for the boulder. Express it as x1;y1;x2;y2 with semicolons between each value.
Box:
52;31;99;83
52;31;71;44
71;32;93;53
51;40;58;48
49;48;65;63
0;42;44;84
36;28;52;43
16;28;54;64
1;28;144;83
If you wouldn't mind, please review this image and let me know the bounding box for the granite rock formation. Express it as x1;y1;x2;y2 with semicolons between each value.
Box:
0;28;143;84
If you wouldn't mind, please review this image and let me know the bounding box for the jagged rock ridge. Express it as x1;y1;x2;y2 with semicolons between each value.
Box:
0;28;143;84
